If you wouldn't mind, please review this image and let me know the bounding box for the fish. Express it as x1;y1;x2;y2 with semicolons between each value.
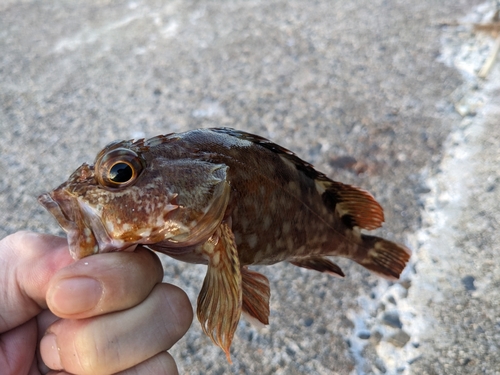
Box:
38;127;411;361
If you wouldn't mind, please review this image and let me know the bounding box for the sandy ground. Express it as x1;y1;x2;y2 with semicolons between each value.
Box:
1;1;499;374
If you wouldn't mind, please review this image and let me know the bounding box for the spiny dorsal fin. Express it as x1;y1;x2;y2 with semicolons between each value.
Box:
241;267;270;326
209;127;330;181
290;257;345;278
320;180;384;230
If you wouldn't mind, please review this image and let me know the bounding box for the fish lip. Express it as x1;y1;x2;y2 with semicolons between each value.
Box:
38;191;92;258
38;192;75;232
38;190;100;259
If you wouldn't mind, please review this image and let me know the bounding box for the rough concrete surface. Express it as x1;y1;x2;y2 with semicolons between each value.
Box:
1;0;499;374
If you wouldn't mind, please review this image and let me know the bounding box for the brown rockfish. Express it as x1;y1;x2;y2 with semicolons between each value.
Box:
38;127;411;361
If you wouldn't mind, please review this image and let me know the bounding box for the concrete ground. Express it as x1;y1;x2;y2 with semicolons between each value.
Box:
1;0;498;374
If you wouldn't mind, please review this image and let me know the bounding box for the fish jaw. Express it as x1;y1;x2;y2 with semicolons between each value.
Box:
38;190;100;259
38;185;182;259
38;184;141;259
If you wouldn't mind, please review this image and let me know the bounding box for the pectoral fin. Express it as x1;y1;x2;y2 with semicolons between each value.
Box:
197;221;242;363
290;256;345;277
241;267;270;326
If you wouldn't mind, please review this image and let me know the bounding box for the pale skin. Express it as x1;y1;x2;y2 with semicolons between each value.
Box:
0;231;193;375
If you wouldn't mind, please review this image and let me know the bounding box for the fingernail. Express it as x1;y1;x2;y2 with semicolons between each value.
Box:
40;333;63;370
50;277;102;314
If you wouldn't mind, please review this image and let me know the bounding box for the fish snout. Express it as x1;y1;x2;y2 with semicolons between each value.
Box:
38;190;99;259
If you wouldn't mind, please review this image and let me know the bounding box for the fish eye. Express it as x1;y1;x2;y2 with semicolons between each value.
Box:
109;162;134;183
95;148;144;189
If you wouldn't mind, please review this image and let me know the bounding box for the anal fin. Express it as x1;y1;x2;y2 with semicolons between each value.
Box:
290;257;345;278
241;267;270;326
197;221;242;363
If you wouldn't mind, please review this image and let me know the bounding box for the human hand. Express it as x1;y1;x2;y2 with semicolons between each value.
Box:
0;231;193;375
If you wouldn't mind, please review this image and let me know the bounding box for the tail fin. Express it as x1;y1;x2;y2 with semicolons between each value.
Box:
356;234;411;280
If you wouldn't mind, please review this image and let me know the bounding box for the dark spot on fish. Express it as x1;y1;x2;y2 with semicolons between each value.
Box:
340;214;356;228
461;275;476;291
153;88;162;96
321;190;339;213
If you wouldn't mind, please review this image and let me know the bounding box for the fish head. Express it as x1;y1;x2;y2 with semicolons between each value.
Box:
38;137;230;259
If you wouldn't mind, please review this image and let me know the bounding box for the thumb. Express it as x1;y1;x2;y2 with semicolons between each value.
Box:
0;231;73;333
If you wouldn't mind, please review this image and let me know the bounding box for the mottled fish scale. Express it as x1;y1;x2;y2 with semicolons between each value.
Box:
173;128;360;265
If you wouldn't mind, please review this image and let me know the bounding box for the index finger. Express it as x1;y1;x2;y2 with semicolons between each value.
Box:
46;246;164;319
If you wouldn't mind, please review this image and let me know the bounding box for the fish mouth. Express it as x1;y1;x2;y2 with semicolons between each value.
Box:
38;190;130;259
